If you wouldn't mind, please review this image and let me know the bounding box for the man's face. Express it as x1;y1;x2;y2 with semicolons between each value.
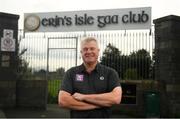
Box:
81;41;100;65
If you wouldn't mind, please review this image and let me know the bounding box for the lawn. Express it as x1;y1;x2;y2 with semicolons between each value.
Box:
48;79;61;104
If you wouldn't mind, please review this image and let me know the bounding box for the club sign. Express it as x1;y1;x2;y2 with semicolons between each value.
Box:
24;7;151;32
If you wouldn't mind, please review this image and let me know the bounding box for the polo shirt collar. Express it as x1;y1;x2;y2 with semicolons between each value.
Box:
78;63;101;73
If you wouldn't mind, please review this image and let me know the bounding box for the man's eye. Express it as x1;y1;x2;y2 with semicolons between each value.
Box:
90;48;95;51
83;48;88;51
83;47;96;52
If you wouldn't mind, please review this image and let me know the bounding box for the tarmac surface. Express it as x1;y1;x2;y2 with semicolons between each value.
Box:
0;104;132;118
0;104;70;118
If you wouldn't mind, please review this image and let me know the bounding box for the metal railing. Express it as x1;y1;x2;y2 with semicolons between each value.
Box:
18;29;155;103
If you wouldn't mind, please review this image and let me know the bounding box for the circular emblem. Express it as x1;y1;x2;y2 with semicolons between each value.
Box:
3;37;13;47
24;15;40;31
100;76;104;80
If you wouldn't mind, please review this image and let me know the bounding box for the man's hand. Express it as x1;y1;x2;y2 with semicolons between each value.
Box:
72;93;85;101
59;91;100;110
72;87;122;107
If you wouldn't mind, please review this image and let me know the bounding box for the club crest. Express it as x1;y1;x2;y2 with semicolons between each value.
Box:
76;74;84;81
100;76;104;80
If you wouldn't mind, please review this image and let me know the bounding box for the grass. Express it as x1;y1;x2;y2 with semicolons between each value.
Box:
48;79;61;104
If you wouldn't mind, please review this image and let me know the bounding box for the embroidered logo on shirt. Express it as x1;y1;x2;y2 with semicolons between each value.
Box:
100;76;104;80
76;74;84;81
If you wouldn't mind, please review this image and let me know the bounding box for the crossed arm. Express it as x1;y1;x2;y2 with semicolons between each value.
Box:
58;91;100;110
58;86;122;110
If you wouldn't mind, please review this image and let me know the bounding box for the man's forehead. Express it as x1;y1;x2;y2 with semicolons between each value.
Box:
83;44;97;48
81;40;99;49
82;41;97;46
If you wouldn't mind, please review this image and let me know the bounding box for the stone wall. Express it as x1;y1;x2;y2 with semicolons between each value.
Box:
0;12;19;109
16;80;48;109
153;15;180;117
0;80;16;108
0;80;47;109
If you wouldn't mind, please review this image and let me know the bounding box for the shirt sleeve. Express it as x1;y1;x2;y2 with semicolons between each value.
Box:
108;68;121;91
60;69;73;94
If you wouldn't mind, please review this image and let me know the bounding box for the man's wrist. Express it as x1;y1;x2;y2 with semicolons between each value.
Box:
82;94;86;101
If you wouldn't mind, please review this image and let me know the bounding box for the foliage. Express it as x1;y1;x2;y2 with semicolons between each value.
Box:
33;69;46;80
34;67;65;80
16;58;33;80
56;67;65;77
129;49;152;79
100;43;122;78
12;34;34;80
100;43;153;80
16;38;33;80
124;68;140;80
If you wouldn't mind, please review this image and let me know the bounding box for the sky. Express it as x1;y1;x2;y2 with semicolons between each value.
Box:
0;0;180;29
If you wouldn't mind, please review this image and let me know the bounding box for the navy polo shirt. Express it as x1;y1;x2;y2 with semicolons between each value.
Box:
60;63;121;118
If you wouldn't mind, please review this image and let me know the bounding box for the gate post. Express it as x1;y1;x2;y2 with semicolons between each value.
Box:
0;12;19;108
153;15;180;117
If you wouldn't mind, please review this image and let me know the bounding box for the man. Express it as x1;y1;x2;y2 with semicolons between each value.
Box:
58;37;122;118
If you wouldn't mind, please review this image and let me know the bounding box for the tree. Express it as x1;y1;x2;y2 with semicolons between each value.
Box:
128;49;152;79
100;43;122;78
33;69;46;79
100;44;153;80
124;68;139;80
56;67;65;79
16;36;32;80
16;48;33;80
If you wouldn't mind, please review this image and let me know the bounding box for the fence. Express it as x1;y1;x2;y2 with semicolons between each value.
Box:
18;29;155;103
